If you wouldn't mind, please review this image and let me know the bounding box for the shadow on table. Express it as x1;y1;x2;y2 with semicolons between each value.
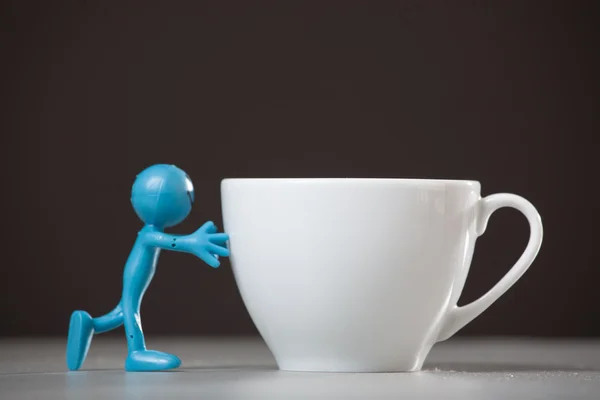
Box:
182;363;277;372
423;362;597;373
184;362;597;374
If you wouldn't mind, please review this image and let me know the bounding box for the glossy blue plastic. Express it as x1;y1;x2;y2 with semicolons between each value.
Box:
66;164;229;372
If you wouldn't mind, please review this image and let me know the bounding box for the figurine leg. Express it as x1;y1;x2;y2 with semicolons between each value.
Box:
93;304;124;333
66;305;124;371
122;288;181;371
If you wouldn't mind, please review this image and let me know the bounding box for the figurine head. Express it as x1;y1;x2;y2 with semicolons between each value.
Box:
131;164;195;228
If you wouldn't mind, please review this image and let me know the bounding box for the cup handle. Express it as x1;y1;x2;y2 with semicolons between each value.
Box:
436;193;543;342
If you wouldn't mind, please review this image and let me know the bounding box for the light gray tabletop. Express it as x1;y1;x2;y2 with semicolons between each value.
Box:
1;336;599;399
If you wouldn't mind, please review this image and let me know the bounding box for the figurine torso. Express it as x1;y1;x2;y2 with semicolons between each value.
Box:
122;225;162;303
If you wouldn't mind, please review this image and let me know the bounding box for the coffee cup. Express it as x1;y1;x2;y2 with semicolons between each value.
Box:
221;178;543;372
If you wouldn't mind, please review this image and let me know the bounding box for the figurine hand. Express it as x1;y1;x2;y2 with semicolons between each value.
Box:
189;221;230;268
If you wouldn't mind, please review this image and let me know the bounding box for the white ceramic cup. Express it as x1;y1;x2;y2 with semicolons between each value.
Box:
221;178;543;372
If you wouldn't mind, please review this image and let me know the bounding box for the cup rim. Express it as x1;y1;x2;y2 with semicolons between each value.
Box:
221;178;480;186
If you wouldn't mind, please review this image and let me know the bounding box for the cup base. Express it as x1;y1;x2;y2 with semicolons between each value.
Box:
276;359;423;373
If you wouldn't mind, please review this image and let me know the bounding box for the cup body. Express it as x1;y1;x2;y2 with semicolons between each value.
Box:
221;178;481;372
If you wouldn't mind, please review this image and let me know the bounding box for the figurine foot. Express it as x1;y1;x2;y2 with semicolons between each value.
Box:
125;350;181;371
66;310;94;370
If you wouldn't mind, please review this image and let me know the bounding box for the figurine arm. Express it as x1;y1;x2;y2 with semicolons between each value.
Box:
142;222;230;268
142;231;189;252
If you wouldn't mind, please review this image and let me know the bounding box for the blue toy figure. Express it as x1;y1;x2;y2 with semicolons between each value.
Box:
66;164;229;372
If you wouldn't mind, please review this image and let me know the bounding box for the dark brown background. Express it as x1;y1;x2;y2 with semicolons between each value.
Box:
1;0;597;337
